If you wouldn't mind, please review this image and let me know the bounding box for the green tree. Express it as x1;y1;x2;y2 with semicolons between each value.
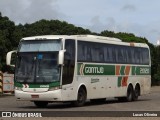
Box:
0;13;15;71
153;46;160;85
23;19;91;37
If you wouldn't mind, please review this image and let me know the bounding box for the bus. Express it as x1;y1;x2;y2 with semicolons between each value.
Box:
6;35;151;107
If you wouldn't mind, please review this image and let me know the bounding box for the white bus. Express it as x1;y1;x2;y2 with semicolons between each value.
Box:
6;35;151;107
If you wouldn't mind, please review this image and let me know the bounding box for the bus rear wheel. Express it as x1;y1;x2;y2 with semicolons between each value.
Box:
34;101;48;108
133;85;140;101
126;85;134;102
72;88;86;107
118;85;134;102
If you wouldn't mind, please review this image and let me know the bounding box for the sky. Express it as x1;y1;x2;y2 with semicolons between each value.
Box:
0;0;160;44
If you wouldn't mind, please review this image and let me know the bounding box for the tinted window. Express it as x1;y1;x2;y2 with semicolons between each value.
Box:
77;41;150;65
62;39;75;85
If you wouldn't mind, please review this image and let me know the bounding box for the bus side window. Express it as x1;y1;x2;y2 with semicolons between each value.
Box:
87;47;92;61
111;46;116;62
116;47;123;63
142;48;149;65
131;48;135;64
104;45;113;63
91;44;104;62
62;39;75;85
99;48;104;62
126;47;132;64
134;48;141;64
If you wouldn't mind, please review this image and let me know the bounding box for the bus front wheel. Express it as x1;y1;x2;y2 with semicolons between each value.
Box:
72;88;86;107
34;101;48;108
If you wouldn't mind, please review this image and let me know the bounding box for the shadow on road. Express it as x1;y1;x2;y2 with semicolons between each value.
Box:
18;98;151;109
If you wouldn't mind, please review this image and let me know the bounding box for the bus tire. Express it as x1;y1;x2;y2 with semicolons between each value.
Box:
73;87;86;107
133;85;140;101
34;101;48;108
126;85;134;102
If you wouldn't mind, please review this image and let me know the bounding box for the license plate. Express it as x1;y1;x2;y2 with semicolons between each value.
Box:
31;95;39;98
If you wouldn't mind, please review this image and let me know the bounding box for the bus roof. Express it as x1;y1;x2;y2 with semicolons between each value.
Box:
21;35;149;48
22;35;121;41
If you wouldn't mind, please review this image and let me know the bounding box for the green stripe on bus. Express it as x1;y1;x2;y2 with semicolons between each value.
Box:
14;81;60;88
132;66;136;75
135;66;151;75
120;66;125;75
77;63;150;76
78;63;115;75
118;77;122;87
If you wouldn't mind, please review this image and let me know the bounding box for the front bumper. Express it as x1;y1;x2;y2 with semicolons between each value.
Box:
15;89;62;101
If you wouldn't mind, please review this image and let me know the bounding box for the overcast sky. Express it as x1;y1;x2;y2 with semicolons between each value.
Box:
0;0;160;44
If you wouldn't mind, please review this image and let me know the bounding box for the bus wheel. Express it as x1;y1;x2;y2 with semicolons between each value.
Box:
34;101;48;108
133;85;140;101
126;85;134;102
73;88;86;107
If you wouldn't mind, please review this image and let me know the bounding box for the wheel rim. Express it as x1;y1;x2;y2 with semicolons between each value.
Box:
135;88;138;97
127;86;133;101
78;92;85;104
134;86;139;99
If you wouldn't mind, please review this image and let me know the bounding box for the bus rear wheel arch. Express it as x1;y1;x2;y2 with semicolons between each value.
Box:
118;84;134;102
72;85;87;107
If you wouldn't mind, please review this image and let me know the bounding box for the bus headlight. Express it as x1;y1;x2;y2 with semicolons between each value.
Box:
15;87;23;91
48;86;60;91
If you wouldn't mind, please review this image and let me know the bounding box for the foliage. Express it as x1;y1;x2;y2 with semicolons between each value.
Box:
0;13;15;71
101;30;148;43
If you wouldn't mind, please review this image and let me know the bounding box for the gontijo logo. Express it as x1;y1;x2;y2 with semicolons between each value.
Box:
79;64;105;75
79;64;115;75
85;67;104;74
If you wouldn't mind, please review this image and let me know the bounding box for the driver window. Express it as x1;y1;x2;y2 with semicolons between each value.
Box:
62;39;75;85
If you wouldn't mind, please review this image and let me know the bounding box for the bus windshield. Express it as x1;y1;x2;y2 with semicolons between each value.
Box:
15;40;61;83
19;40;61;52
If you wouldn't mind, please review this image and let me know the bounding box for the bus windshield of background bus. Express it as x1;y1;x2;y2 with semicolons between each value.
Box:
15;40;61;83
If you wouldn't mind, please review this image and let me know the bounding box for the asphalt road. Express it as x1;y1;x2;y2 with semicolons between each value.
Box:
0;86;160;119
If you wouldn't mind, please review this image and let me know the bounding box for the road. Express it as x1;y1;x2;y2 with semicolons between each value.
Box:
0;86;160;119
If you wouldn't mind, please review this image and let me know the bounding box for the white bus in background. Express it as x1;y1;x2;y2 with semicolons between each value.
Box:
6;35;151;107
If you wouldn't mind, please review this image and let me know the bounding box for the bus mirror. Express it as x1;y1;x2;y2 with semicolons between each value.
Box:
6;50;17;67
58;50;66;65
